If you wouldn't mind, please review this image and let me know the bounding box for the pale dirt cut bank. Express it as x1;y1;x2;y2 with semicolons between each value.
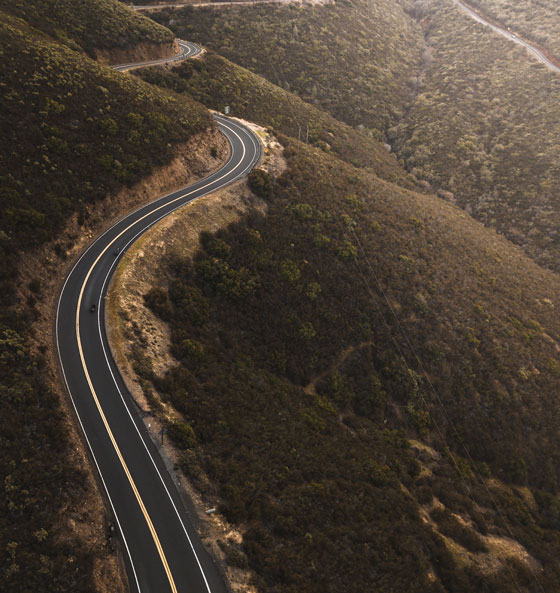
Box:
106;122;283;593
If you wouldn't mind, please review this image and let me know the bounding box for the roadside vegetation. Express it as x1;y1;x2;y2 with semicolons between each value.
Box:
139;133;560;592
467;0;560;58
0;11;215;591
1;0;174;56
135;54;414;186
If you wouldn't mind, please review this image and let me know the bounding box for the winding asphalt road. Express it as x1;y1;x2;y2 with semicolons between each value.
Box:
113;40;201;71
56;45;261;592
454;0;560;74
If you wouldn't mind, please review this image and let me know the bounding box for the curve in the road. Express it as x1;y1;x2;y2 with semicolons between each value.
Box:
454;0;560;74
113;39;201;71
57;50;261;593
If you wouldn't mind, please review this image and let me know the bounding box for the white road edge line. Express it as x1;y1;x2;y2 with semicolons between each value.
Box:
95;120;259;593
56;273;142;593
57;117;259;593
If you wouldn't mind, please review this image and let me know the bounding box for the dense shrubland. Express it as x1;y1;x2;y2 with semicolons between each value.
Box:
150;0;560;273
150;0;425;135
468;0;560;58
135;54;413;186
1;14;211;251
141;134;560;591
0;12;214;590
1;0;174;56
390;0;560;272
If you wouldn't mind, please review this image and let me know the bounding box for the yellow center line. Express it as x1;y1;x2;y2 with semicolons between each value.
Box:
73;120;249;593
75;325;178;592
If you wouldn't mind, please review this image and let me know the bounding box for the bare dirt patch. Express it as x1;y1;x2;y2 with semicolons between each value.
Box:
95;40;180;65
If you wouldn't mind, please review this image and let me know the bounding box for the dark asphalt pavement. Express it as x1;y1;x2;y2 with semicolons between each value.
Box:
56;115;261;593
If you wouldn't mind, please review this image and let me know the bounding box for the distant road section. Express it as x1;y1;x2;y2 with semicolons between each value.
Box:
454;0;560;74
112;39;200;71
134;0;297;10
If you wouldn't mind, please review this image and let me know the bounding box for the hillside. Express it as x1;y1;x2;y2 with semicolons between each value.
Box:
135;53;414;186
5;0;560;591
149;0;560;274
0;10;222;592
150;1;425;135
467;0;560;58
390;0;560;273
1;0;176;60
118;129;560;592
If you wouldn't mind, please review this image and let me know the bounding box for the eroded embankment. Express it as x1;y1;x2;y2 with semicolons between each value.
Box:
105;121;281;593
95;39;181;65
17;126;229;593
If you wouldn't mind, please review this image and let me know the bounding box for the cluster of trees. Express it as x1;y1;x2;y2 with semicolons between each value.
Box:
141;132;560;591
0;10;215;590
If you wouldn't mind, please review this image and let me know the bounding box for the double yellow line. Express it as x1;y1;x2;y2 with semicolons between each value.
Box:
76;267;178;591
73;119;251;592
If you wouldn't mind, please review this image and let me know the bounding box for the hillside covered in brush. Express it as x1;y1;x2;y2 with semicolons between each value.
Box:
135;132;560;593
122;19;560;593
391;0;560;273
0;7;219;591
153;0;560;275
135;53;413;186
150;0;425;135
1;0;174;57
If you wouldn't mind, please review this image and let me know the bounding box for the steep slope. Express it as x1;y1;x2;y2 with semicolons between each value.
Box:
150;0;426;135
115;44;560;589
1;0;176;61
135;53;414;186
148;0;560;274
0;10;223;591
390;0;560;273
121;129;560;593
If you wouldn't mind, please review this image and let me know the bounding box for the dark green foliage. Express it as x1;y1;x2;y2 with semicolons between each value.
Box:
145;137;560;591
248;168;273;200
167;420;197;449
468;0;560;57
